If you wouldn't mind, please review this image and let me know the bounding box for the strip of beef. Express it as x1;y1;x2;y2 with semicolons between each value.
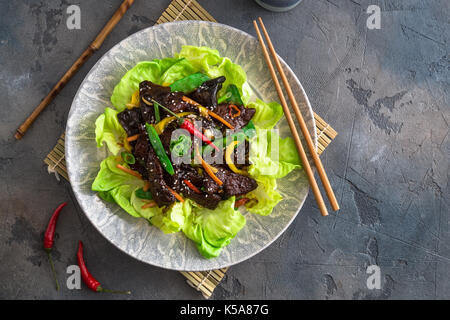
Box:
202;166;257;200
129;130;150;180
189;76;225;108
221;169;257;198
186;192;222;210
117;107;142;137
140;80;197;117
214;103;256;131
145;145;176;207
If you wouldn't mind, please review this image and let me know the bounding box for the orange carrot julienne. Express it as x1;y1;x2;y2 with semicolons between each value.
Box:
126;134;140;142
195;145;223;186
183;179;201;194
143;180;150;192
208;110;234;129
202;159;223;186
166;186;184;202
116;164;142;179
141;201;156;209
182;96;200;106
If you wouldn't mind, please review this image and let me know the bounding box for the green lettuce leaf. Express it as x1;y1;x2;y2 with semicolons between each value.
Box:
149;201;190;234
176;46;252;104
92;156;144;217
247;99;284;129
182;197;246;259
245;176;283;216
248;127;300;179
95;107;127;155
110;58;196;111
92;156;190;228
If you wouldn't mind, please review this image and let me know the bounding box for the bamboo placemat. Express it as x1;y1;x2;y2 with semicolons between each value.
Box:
43;0;337;299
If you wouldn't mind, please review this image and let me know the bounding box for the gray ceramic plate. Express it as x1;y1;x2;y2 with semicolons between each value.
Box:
66;21;316;271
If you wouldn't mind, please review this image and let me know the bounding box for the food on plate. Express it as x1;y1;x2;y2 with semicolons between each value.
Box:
92;46;301;258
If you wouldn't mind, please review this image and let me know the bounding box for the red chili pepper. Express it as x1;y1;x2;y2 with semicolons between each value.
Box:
44;202;67;291
179;119;219;152
228;104;241;118
150;98;220;152
234;197;250;208
77;241;131;294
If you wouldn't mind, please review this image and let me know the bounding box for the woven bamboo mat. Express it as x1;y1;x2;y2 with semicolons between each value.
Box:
44;0;337;299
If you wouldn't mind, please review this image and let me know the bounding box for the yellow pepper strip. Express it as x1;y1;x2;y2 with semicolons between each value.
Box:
154;112;193;134
123;138;132;152
225;141;248;176
126;90;140;109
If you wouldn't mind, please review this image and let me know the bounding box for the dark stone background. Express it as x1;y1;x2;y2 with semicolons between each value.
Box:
0;0;448;299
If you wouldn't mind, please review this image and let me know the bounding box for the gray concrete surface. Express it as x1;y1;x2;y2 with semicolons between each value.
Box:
0;0;448;299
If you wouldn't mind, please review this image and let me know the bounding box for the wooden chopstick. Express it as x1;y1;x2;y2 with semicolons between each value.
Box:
257;18;339;212
253;21;328;216
254;18;340;215
14;0;135;140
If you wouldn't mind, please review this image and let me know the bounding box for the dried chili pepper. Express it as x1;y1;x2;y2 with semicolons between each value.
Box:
228;104;241;118
44;201;67;291
77;241;131;294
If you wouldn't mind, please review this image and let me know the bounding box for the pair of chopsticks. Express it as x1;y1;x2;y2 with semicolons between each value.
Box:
14;0;135;140
253;18;339;216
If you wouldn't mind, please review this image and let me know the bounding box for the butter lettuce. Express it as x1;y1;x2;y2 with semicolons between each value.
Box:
245;176;283;216
247;99;284;129
248;127;299;179
149;201;190;234
182;197;245;259
245;100;302;216
92;156;144;217
111;58;196;111
95;107;126;155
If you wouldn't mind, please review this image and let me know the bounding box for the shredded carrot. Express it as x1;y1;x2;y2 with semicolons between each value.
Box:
208;110;235;129
116;164;142;179
166;186;184;202
183;179;201;194
141;200;157;209
228;104;241;118
182;96;200;106
126;134;140;142
195;145;223;186
182;96;235;129
143;180;150;192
